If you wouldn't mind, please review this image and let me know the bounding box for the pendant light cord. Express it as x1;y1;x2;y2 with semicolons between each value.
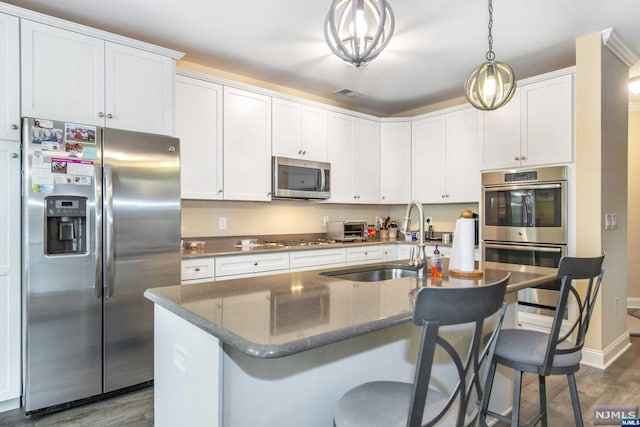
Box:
486;0;495;61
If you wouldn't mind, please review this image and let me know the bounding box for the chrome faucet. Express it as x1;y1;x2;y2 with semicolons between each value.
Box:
401;200;428;272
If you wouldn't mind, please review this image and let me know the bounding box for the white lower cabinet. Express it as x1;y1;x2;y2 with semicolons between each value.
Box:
346;245;388;265
0;140;20;410
289;248;346;272
215;252;289;279
181;258;215;284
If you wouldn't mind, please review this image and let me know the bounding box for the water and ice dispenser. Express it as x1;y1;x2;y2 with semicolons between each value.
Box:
44;196;88;255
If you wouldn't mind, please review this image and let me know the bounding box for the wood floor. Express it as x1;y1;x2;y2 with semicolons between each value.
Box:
1;336;639;426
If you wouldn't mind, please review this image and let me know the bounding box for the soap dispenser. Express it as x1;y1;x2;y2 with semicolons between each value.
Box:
431;245;443;277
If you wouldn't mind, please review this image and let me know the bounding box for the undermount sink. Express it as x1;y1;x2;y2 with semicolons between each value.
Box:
320;265;419;282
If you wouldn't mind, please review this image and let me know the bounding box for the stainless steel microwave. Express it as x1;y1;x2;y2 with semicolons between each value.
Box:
272;156;330;200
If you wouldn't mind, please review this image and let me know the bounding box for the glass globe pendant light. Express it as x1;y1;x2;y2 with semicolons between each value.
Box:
324;0;395;68
465;0;516;110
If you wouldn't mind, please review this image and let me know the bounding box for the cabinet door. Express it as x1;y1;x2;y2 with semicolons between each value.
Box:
21;20;105;126
215;252;289;279
105;43;174;135
272;98;302;159
327;112;354;203
0;140;20;404
412;115;446;203
223;87;272;201
480;93;521;170
445;108;481;203
301;105;328;162
380;122;411;204
353;118;380;203
175;75;223;199
0;14;19;141
520;74;573;167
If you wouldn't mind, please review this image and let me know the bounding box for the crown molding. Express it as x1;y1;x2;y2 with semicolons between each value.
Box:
601;28;640;68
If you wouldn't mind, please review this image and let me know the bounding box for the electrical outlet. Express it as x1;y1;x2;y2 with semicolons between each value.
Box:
218;216;227;230
323;215;330;226
174;345;188;374
425;216;433;225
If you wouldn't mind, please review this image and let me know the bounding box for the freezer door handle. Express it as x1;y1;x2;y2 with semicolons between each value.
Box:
104;166;114;298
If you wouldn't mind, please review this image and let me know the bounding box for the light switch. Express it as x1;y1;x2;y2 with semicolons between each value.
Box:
218;216;227;230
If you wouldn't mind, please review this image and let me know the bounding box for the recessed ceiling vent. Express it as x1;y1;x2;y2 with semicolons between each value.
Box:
334;88;363;97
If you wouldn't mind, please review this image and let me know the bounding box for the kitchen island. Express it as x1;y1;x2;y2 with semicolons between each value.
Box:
145;261;556;427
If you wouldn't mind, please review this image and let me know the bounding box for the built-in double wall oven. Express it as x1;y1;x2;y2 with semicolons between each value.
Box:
482;166;568;325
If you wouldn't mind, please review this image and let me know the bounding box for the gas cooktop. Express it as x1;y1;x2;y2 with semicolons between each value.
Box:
263;238;337;248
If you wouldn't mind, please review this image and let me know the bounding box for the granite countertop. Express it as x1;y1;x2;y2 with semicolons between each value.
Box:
181;234;455;259
145;261;556;358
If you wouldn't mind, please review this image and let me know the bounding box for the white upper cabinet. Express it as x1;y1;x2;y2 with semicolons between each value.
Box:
272;98;328;162
352;118;380;203
0;13;20;141
175;75;223;200
380;122;411;204
481;73;573;170
104;43;174;135
412;108;481;204
327;112;354;203
223;86;272;201
328;113;380;203
21;20;175;135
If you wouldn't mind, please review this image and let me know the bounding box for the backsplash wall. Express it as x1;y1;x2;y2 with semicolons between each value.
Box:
182;200;478;238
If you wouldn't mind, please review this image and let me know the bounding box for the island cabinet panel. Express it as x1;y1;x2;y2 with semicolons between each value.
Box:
154;305;222;427
223;87;272;201
272;98;328;162
0;13;19;142
21;20;175;135
175;75;223;200
181;258;215;284
215;252;289;279
379;122;411;204
481;72;573;170
289;248;346;272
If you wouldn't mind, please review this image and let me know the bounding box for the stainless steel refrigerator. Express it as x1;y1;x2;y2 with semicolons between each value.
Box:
21;117;180;413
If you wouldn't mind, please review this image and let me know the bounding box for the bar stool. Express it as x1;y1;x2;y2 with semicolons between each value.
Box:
481;255;605;427
333;275;509;427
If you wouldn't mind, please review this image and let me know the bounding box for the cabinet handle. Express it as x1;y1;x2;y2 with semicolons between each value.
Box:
514;156;520;160
298;150;303;155
11;153;19;158
254;262;258;266
364;252;368;256
445;194;449;198
218;189;223;194
520;155;526;160
195;267;200;272
381;196;385;200
98;112;105;118
106;113;113;119
11;124;18;130
441;194;445;198
302;150;306;155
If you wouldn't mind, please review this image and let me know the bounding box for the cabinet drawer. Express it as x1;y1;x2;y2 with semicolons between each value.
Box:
215;252;289;278
346;246;387;265
289;248;347;271
181;258;215;283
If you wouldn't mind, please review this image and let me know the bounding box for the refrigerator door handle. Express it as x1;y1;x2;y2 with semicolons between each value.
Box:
104;166;114;298
95;168;103;299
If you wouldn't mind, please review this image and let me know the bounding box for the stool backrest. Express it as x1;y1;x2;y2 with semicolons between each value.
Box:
542;255;605;375
408;275;509;427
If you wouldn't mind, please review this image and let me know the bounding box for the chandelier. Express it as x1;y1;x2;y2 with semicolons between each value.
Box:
464;0;516;110
324;0;395;68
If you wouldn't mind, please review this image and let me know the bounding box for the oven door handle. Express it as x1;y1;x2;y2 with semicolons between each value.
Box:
484;243;563;253
483;183;563;192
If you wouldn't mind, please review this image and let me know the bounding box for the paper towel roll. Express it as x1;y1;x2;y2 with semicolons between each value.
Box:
449;218;476;272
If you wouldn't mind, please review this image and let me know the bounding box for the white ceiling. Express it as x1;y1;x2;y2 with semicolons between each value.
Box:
6;0;640;115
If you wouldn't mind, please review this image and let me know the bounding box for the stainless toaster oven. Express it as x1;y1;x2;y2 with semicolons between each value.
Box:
327;220;367;242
